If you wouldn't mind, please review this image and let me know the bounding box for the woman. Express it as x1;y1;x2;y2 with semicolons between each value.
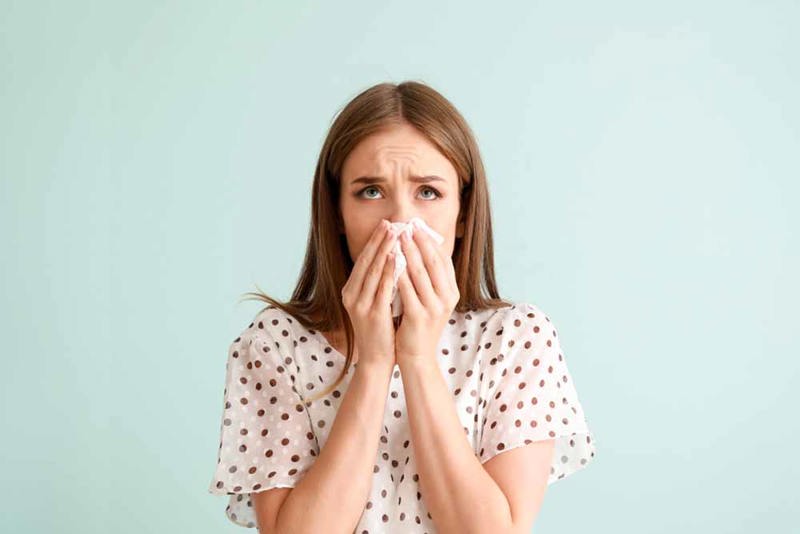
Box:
208;81;597;533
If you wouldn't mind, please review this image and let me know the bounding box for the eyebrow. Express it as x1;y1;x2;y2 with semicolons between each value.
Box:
349;175;448;187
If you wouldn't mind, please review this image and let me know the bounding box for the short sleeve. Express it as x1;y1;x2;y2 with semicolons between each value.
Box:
208;318;319;528
478;302;596;484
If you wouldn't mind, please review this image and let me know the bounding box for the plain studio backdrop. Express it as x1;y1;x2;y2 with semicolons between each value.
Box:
1;1;797;532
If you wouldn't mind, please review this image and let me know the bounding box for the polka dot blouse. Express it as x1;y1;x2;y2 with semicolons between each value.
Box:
208;301;597;531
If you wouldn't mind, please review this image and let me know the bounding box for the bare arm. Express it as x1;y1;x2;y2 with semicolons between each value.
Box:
399;356;524;534
272;360;394;534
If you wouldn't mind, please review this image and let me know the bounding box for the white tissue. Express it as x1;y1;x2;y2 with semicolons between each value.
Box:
387;217;445;317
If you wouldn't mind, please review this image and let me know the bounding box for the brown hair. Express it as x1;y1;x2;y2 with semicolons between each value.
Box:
241;80;512;403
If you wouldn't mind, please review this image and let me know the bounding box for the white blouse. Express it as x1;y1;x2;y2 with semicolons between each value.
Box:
208;301;597;532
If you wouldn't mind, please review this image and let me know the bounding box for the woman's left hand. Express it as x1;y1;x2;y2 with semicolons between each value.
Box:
394;225;460;365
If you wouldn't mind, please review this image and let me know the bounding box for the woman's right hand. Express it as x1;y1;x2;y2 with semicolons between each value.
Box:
340;219;399;369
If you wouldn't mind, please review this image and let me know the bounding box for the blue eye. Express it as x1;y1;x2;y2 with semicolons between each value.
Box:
356;186;442;200
360;186;381;199
419;187;442;200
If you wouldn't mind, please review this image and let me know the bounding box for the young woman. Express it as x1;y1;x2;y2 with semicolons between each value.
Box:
208;81;597;533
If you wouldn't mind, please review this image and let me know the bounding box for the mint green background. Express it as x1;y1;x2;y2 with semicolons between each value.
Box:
2;1;797;532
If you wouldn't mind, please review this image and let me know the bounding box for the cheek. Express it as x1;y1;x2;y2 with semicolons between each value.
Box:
346;229;375;263
340;206;366;251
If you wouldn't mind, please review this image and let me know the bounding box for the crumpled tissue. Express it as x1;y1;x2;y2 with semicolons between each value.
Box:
387;217;445;317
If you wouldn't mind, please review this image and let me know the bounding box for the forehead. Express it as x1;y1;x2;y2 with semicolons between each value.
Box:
342;124;457;184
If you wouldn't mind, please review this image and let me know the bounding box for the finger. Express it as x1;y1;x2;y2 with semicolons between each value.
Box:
375;250;397;309
411;228;450;300
396;260;421;313
360;227;399;307
399;229;437;308
422;230;458;295
348;220;390;296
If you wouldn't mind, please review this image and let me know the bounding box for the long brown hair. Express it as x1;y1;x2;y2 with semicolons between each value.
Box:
241;80;512;403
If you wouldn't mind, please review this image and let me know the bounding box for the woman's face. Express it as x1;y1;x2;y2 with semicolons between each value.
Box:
338;122;463;265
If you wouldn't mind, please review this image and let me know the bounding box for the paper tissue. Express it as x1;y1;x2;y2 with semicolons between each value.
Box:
387;217;445;317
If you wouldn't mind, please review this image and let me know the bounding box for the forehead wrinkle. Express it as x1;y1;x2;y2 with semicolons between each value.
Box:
374;147;418;166
349;143;454;187
371;145;428;177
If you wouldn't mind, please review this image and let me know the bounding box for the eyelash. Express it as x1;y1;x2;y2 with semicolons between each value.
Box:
355;186;443;200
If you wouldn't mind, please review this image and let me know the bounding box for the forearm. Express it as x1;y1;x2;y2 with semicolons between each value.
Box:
399;356;514;534
276;360;394;534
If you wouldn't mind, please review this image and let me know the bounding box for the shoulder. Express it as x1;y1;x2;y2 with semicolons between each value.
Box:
508;301;556;328
475;301;562;360
478;301;556;331
228;305;299;356
503;301;561;346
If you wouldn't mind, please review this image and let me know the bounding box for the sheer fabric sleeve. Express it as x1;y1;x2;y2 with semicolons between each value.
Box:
208;319;319;528
478;302;596;484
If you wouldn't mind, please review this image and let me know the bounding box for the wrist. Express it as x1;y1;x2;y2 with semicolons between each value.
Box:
354;358;395;375
397;353;435;371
